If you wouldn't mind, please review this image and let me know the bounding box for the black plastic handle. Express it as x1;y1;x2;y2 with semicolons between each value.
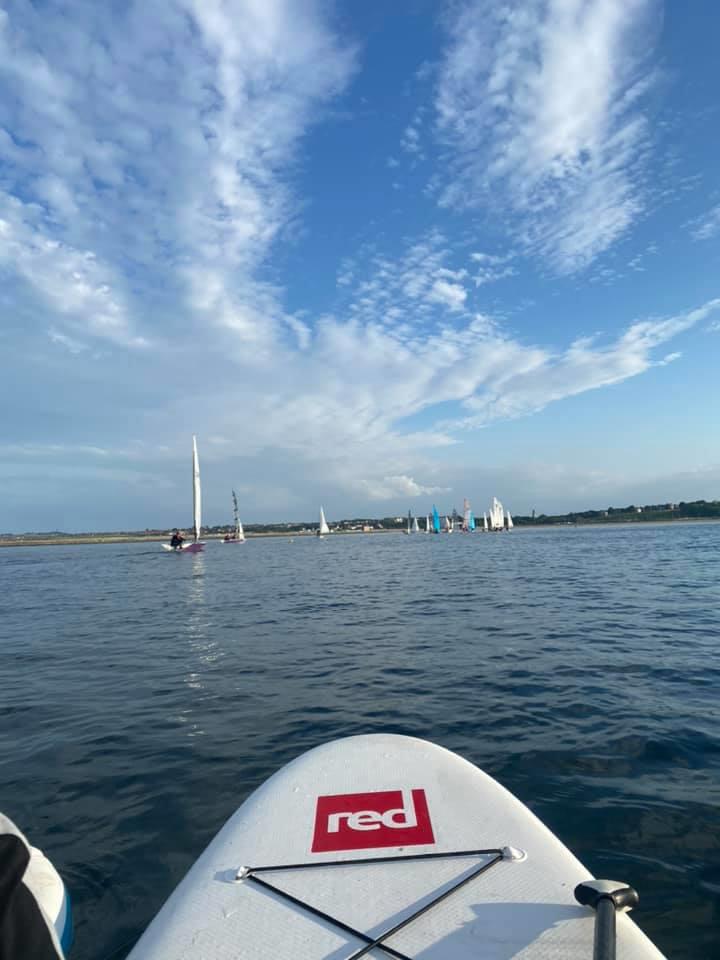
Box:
575;879;640;960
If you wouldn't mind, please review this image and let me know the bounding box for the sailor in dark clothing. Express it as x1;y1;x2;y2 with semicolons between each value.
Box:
170;529;184;550
0;814;70;959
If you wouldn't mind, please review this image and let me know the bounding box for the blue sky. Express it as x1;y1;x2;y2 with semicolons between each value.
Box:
1;0;718;532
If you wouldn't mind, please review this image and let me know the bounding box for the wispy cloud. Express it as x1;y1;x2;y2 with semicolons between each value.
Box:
435;0;660;273
470;251;517;286
688;202;720;241
456;298;720;426
0;0;355;354
354;475;449;501
0;194;146;349
339;230;473;327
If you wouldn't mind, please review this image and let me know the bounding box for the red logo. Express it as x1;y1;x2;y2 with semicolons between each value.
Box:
311;788;434;853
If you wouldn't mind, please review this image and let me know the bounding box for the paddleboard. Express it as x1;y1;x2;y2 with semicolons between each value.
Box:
127;734;665;959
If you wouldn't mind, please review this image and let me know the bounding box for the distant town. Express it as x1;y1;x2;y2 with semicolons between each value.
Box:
1;498;719;546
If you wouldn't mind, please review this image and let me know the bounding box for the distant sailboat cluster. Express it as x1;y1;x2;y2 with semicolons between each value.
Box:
405;496;514;535
165;437;513;553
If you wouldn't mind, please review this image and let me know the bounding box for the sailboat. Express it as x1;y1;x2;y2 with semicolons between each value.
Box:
483;512;488;532
405;509;412;535
432;505;441;534
411;516;420;533
162;436;205;553
317;506;330;539
469;511;476;532
222;490;246;543
425;514;431;533
462;498;471;532
506;510;514;531
444;514;453;534
487;496;504;531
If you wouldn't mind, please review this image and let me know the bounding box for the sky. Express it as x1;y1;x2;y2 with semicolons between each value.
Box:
1;0;719;532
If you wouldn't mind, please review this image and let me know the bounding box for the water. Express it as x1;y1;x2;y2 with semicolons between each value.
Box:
2;523;719;959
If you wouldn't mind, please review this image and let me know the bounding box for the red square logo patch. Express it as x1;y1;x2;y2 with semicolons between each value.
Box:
311;788;434;853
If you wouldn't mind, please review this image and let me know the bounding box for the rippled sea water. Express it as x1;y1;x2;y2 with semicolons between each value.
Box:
2;523;719;959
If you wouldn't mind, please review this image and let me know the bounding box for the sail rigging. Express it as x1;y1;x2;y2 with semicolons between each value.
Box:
231;489;245;541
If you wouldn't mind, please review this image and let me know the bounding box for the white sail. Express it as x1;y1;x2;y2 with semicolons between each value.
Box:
490;496;505;531
426;515;431;533
444;514;452;533
462;498;471;531
412;516;419;533
318;506;330;536
507;511;514;531
192;435;201;542
483;511;488;531
232;490;246;541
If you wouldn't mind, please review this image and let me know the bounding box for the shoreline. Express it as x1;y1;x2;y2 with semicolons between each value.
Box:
1;516;718;548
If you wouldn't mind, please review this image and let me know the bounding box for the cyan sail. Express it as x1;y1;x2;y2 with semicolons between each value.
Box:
432;505;441;533
469;511;476;531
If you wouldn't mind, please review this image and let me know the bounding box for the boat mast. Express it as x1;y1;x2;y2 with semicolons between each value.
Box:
232;489;240;538
192;435;201;543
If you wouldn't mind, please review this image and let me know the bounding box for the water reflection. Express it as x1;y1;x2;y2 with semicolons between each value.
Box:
177;553;218;737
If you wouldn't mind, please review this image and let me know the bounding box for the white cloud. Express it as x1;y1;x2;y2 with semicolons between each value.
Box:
457;298;720;427
0;0;355;353
435;0;660;272
688;202;720;241
401;124;421;154
340;230;473;327
0;193;146;348
427;278;467;311
356;475;449;501
49;329;88;355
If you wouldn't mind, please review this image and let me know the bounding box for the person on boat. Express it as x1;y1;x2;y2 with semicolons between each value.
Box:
0;813;69;959
170;529;184;549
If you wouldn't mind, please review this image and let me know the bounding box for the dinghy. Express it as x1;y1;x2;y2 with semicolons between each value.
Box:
317;506;330;539
162;436;205;553
222;490;245;544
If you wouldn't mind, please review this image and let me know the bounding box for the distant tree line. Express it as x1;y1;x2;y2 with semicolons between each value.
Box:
513;499;720;526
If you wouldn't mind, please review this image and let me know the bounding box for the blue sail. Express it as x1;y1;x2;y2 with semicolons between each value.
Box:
469;511;476;531
432;505;441;533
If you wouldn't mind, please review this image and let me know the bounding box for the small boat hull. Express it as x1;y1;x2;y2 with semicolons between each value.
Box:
161;542;205;553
